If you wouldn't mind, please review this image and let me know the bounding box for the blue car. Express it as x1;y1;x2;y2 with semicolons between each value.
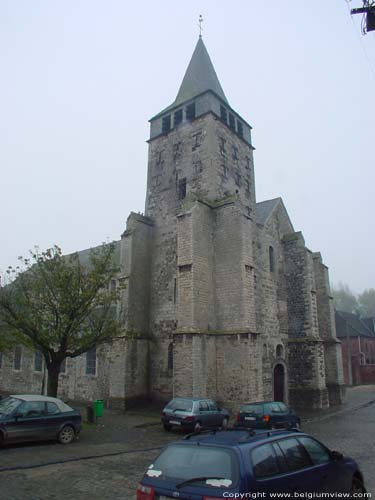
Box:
235;401;301;430
136;429;366;499
0;394;82;445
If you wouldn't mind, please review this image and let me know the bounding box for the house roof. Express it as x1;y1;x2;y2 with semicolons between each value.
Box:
361;317;375;334
335;311;375;338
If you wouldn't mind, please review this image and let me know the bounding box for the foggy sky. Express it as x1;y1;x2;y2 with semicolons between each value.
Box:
1;1;374;293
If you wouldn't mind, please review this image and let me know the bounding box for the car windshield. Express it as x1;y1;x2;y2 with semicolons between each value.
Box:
0;397;21;416
165;399;193;412
146;444;238;487
240;404;263;415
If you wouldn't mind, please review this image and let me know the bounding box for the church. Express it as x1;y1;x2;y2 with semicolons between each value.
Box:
0;37;345;411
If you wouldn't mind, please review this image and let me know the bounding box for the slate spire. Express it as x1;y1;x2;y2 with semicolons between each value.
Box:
173;37;229;108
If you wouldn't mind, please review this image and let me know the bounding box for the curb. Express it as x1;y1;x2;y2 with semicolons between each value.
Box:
0;445;164;474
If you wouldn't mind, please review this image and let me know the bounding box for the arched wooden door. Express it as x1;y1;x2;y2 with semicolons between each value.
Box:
273;363;285;402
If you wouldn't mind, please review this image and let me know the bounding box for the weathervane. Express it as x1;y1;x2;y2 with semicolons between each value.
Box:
198;14;204;38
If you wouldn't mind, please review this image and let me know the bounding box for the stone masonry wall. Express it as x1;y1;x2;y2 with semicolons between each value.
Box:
283;232;328;409
120;213;153;335
312;252;344;404
0;347;44;395
254;201;294;402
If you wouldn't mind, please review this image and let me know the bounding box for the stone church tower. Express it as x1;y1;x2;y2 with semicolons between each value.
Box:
120;37;345;410
0;37;344;411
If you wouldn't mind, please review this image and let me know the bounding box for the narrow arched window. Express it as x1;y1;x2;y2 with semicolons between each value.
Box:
269;246;275;273
276;344;284;358
14;346;22;371
262;344;268;360
34;349;43;372
167;343;173;371
86;345;97;375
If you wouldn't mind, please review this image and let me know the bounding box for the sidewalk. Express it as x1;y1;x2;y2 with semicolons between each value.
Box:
299;384;375;423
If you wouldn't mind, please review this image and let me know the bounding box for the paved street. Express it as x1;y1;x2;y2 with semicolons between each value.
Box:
1;386;374;499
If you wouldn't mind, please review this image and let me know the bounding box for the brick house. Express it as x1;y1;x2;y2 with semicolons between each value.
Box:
335;311;375;385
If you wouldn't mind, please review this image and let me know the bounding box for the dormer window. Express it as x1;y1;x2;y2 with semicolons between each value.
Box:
162;115;171;133
229;113;235;130
237;121;243;137
174;109;183;127
186;102;196;121
220;105;227;123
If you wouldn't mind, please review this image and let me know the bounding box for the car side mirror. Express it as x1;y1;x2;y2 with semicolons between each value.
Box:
13;412;23;419
331;450;343;461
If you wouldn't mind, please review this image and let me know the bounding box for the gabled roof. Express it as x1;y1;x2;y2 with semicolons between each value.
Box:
255;198;282;226
335;311;375;338
362;317;375;334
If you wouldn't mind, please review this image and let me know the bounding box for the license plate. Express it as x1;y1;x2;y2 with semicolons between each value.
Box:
169;420;181;425
245;417;256;421
158;496;173;500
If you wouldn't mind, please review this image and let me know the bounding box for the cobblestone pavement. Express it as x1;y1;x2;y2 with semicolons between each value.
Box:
1;386;374;499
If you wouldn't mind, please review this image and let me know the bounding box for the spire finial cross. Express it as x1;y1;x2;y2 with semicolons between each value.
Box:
198;14;204;38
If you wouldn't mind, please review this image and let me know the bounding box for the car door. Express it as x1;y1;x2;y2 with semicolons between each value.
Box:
250;442;291;494
276;402;291;428
297;436;349;492
44;402;63;438
272;437;326;493
207;400;221;426
268;403;284;428
197;401;210;427
9;401;47;443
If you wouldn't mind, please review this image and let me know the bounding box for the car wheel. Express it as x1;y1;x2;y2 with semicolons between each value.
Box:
221;417;228;429
194;421;202;433
350;477;366;495
163;423;172;432
58;425;75;445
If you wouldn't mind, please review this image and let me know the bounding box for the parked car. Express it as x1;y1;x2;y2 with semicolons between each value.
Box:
161;397;229;432
0;394;82;446
235;401;301;430
136;429;366;498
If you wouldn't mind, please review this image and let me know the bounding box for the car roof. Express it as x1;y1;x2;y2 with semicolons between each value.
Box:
10;394;74;412
240;401;284;406
179;429;303;448
12;394;61;402
170;397;212;401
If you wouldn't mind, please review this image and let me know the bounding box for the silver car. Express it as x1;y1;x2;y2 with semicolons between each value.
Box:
161;397;229;432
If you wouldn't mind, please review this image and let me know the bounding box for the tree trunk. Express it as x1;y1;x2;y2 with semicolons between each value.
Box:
47;362;61;397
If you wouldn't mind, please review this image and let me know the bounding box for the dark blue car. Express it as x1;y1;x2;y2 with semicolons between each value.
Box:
136;429;366;499
235;401;301;430
0;394;82;445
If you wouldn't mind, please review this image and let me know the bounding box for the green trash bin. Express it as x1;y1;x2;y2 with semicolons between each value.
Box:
93;400;104;418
